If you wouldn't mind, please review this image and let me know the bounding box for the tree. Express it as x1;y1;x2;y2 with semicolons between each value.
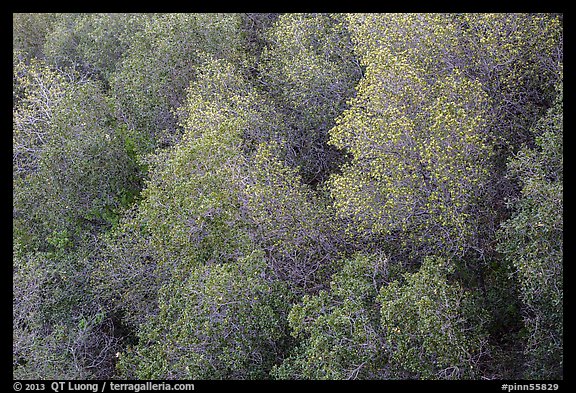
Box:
110;13;244;154
151;56;343;295
91;57;273;344
244;142;344;294
345;13;563;151
89;208;166;332
339;13;563;262
43;13;152;87
328;45;492;261
275;253;488;380
256;13;362;185
377;256;488;379
116;250;292;379
452;13;563;150
13;57;140;251
13;54;68;179
12;13;563;381
14;33;136;381
272;252;390;379
239;13;280;70
13;13;59;61
13;242;120;380
496;76;563;379
452;14;563;263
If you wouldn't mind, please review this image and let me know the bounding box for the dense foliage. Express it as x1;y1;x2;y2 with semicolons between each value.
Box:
13;13;562;380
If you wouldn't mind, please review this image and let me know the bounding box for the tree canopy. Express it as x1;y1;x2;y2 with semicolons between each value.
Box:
13;13;562;381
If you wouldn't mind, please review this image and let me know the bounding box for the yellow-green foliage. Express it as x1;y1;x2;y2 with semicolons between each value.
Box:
174;57;283;149
345;13;459;74
345;13;562;149
132;58;281;274
275;253;488;380
329;44;491;258
133;121;249;276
